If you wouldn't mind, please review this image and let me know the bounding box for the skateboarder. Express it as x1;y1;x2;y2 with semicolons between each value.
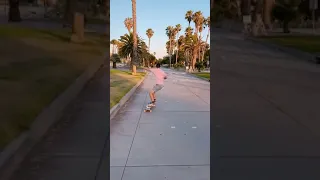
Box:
143;63;167;107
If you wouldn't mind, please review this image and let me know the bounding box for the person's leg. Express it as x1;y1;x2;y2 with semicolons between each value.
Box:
149;90;154;103
153;91;156;102
152;84;163;103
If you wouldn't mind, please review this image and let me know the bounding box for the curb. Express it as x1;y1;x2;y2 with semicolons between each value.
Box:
110;72;148;120
0;58;104;180
189;73;210;82
246;37;320;64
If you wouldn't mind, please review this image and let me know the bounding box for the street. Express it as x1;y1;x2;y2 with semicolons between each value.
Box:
211;29;320;179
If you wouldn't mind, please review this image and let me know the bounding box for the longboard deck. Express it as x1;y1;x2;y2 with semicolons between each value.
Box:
144;108;152;112
144;104;155;112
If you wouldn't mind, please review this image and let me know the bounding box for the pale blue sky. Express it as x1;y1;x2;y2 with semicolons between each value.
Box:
110;0;210;59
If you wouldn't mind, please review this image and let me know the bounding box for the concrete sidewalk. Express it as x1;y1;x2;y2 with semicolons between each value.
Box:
212;29;320;179
9;67;109;180
110;69;210;180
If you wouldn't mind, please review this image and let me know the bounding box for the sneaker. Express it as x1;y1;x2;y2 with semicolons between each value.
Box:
148;102;155;107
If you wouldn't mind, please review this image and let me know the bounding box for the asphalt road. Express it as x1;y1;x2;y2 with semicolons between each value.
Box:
211;29;320;180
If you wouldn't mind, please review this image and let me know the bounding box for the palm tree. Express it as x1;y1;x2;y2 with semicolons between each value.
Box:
115;40;121;54
166;26;175;67
118;33;145;62
263;0;275;30
185;34;202;71
174;24;182;64
124;17;134;34
177;35;185;64
146;28;154;53
202;16;210;61
185;10;193;27
185;27;193;36
111;39;117;54
192;11;204;62
111;54;121;68
139;41;149;66
117;41;124;54
272;0;300;33
192;11;204;36
131;0;137;75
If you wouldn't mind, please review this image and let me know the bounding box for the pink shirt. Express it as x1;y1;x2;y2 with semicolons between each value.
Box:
150;68;167;85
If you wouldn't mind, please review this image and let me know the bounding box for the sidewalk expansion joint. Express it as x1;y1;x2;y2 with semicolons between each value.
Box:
112;164;210;168
120;93;149;180
221;155;320;159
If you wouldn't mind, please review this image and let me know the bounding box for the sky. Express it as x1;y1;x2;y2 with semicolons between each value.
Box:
110;0;210;59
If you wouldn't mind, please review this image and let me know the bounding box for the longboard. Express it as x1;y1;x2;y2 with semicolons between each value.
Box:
144;103;155;112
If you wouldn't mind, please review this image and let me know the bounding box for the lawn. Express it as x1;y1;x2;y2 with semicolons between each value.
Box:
110;69;145;108
259;35;320;53
193;72;210;80
0;25;107;149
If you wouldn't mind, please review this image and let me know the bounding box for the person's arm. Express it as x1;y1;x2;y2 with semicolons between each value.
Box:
142;67;151;72
163;71;168;79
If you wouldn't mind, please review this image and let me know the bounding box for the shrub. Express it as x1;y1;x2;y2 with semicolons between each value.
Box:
195;61;205;72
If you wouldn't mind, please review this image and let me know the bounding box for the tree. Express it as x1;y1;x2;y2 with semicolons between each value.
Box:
146;28;154;52
192;11;205;36
185;27;194;36
166;26;176;67
272;0;300;33
263;0;275;30
174;24;182;64
131;0;138;75
191;11;204;67
124;17;133;33
111;54;121;68
111;39;117;54
250;0;267;36
185;10;193;27
139;41;149;66
146;28;154;67
9;0;22;22
177;35;186;64
118;33;145;65
202;16;210;61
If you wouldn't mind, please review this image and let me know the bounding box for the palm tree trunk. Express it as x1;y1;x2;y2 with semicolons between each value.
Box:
198;32;202;61
251;0;265;36
202;28;210;61
283;20;290;33
148;38;151;52
263;0;274;30
175;34;179;64
169;38;172;67
175;48;178;64
131;0;137;75
241;0;251;34
192;48;197;71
